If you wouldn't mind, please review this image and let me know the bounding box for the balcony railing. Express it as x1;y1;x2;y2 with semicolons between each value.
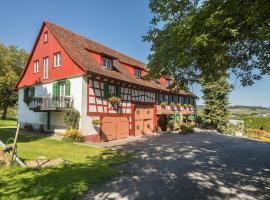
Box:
29;96;74;111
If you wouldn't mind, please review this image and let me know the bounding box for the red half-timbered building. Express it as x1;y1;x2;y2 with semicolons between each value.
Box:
16;21;197;142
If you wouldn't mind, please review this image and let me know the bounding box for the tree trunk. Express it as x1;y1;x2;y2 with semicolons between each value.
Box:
2;106;8;120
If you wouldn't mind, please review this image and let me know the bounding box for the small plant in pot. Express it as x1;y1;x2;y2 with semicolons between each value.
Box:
92;119;101;126
108;96;121;104
176;103;182;110
160;102;167;108
170;102;176;110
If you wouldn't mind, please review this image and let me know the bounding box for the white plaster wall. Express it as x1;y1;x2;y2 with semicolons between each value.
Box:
80;76;99;135
17;76;98;135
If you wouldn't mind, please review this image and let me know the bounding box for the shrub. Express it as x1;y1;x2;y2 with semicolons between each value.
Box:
244;116;270;132
180;124;194;134
64;109;80;130
62;129;84;142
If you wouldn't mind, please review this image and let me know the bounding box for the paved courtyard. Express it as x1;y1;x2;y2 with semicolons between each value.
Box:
82;132;270;200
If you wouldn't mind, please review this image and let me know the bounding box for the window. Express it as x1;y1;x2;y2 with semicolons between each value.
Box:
43;57;48;79
109;85;117;96
102;57;112;70
54;52;61;67
135;69;141;78
44;32;48;43
52;80;71;97
34;60;39;73
166;79;170;88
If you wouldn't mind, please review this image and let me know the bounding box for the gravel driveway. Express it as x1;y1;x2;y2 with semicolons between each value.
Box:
82;132;270;200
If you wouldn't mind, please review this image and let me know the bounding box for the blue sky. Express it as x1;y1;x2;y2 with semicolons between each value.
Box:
1;0;269;107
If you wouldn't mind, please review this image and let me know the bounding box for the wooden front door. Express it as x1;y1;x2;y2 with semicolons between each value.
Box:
134;105;154;136
101;116;129;141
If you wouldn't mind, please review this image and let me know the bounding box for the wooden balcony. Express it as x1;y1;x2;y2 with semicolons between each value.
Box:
29;96;74;112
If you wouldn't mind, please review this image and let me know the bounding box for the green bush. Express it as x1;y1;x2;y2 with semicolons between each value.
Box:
244;116;270;132
179;124;194;134
64;109;80;130
62;129;84;142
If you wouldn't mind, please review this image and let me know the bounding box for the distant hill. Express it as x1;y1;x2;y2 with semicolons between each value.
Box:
196;105;270;120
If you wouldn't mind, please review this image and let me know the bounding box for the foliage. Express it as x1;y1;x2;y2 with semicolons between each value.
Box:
0;44;28;119
170;102;175;106
179;124;194;134
144;0;270;87
0;128;133;199
201;76;231;133
244;116;270;132
176;103;182;107
92;119;101;126
62;128;84;142
64;109;80;130
108;96;121;104
160;102;167;107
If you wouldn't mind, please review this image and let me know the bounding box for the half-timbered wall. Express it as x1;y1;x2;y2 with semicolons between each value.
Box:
88;79;156;115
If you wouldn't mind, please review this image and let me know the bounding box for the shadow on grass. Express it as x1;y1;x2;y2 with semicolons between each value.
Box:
0;149;133;200
0;127;47;144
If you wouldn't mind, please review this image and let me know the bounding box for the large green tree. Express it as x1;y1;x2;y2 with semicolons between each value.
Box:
144;0;270;131
144;0;270;86
201;75;231;132
0;44;28;119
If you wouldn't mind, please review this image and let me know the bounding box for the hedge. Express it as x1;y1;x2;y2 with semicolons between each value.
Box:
244;116;270;132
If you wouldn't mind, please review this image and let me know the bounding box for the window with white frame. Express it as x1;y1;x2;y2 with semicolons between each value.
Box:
44;32;48;43
135;69;141;78
54;52;61;67
43;57;49;79
102;57;112;70
34;60;39;73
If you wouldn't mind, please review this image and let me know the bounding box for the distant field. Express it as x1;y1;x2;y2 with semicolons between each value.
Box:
197;105;270;120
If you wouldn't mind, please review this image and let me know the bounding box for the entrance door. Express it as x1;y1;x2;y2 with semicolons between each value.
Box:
134;105;154;136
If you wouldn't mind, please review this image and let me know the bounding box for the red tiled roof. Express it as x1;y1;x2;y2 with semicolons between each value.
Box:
45;21;195;97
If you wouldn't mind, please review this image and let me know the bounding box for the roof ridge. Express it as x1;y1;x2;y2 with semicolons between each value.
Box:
45;21;148;68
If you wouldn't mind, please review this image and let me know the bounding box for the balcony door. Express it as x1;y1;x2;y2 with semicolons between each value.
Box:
60;82;65;97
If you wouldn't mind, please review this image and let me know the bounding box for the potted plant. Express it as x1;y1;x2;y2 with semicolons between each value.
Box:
170;102;176;110
160;102;167;108
92;119;101;126
108;96;121;105
176;103;182;110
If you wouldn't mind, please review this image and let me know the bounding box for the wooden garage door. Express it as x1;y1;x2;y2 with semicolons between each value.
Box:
134;105;154;136
101;116;129;141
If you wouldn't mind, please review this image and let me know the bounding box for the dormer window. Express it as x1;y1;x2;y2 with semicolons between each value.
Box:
166;79;170;88
44;31;48;43
102;57;112;70
135;69;141;78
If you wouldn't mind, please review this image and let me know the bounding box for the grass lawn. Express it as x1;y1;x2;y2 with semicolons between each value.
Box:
0;126;132;200
0;118;17;128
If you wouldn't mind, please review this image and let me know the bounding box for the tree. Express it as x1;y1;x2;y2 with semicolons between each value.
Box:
144;0;270;131
201;76;231;132
0;44;28;119
144;0;270;86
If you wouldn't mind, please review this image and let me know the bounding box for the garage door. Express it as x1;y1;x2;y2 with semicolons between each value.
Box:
134;105;154;136
101;116;129;141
